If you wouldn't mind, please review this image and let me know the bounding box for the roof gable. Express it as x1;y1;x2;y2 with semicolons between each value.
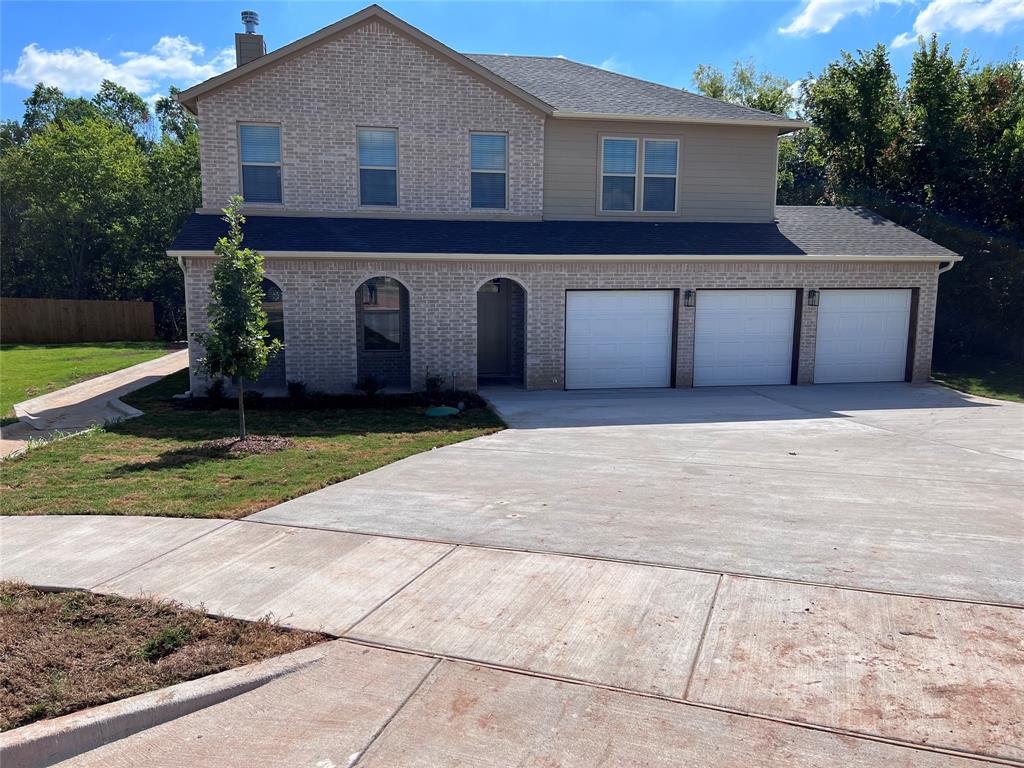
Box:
177;5;552;115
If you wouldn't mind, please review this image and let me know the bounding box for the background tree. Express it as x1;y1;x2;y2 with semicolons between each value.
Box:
0;81;200;338
193;197;282;440
693;60;794;116
801;44;903;201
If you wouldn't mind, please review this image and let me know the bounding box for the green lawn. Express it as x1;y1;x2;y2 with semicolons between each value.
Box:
0;342;173;423
0;370;503;519
933;356;1024;403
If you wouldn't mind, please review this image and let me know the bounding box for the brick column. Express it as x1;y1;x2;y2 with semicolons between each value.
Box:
797;288;818;385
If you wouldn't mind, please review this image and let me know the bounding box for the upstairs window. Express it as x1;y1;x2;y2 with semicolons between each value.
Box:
239;124;282;203
600;138;638;212
358;129;398;206
471;133;507;209
642;139;678;212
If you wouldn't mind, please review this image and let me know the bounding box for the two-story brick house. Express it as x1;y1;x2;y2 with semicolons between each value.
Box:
170;4;958;394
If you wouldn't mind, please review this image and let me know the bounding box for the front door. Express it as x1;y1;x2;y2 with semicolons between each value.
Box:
478;281;511;376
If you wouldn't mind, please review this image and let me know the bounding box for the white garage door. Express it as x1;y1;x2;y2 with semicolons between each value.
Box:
693;290;796;386
565;290;674;389
814;289;911;383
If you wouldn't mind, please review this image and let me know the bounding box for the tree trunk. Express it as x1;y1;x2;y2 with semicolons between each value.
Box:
237;378;246;441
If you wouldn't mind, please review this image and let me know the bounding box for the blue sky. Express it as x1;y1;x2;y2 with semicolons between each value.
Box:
3;0;1022;121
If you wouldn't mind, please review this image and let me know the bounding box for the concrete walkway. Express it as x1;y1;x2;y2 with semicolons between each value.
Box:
0;349;188;459
1;515;1020;766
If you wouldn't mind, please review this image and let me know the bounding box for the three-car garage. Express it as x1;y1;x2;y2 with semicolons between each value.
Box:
563;287;915;389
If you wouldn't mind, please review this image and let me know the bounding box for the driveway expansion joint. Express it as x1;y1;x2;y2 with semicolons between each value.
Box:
88;519;234;592
237;518;1024;610
333;637;1022;767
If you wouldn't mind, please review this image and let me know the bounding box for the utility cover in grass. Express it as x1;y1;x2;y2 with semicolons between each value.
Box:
425;406;460;417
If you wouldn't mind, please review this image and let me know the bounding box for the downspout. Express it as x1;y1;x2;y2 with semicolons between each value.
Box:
938;260;957;274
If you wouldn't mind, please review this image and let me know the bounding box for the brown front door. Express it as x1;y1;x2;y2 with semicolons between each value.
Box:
477;281;511;376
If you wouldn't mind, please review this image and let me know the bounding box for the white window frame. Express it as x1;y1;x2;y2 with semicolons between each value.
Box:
599;136;639;213
641;138;680;214
357;127;399;208
469;131;509;210
238;122;283;206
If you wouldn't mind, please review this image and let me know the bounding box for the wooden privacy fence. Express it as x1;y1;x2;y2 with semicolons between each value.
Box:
1;298;155;343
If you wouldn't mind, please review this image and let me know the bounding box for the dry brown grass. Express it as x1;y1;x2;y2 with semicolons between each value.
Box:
0;581;328;731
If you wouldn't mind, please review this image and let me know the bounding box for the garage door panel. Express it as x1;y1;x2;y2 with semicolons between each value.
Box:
566;291;674;389
814;289;911;384
693;290;796;387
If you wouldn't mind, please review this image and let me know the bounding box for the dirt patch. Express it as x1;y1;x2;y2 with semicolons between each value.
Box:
199;435;294;455
0;581;327;731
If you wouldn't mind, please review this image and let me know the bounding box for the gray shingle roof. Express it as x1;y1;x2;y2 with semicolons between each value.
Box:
171;206;957;260
465;54;796;124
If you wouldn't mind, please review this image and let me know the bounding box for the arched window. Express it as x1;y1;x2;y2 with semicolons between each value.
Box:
359;276;403;351
262;278;284;343
356;276;411;388
256;277;286;390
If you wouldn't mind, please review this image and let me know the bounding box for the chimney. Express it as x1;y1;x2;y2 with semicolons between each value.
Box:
235;11;266;67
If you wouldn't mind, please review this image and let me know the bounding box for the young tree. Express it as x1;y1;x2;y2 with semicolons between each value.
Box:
193;197;282;439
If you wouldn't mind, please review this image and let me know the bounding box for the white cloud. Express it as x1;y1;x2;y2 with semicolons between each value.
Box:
892;0;1024;46
597;55;630;74
2;36;233;101
779;0;904;35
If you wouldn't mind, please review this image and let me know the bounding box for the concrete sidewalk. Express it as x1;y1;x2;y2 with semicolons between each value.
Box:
1;515;1019;765
0;349;188;459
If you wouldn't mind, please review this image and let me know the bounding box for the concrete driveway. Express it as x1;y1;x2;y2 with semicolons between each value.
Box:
252;382;1024;606
5;383;1021;765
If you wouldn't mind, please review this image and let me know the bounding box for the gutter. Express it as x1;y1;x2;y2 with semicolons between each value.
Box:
938;260;958;274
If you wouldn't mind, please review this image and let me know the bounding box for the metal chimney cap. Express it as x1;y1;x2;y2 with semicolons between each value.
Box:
241;10;260;34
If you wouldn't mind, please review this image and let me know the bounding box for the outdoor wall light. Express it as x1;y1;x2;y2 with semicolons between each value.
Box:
807;289;820;307
683;289;696;308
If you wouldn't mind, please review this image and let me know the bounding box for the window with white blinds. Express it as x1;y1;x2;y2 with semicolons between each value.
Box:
470;133;507;209
642;139;678;212
358;129;398;206
600;136;680;214
239;124;282;204
600;138;638;212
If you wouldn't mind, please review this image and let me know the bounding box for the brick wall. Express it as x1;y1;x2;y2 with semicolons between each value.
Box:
196;19;545;216
183;257;939;394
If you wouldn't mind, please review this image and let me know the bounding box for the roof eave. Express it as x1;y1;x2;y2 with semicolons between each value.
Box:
167;249;961;263
551;110;809;132
176;4;554;116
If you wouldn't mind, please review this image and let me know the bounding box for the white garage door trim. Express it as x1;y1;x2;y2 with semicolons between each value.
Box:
693;289;796;387
565;290;674;389
814;289;912;384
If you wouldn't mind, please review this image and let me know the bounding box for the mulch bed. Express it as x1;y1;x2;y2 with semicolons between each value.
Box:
0;581;327;731
198;435;294;455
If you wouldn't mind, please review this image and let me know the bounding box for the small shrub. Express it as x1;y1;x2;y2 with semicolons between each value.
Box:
287;380;307;400
140;626;192;663
355;374;387;398
206;378;227;403
424;374;445;399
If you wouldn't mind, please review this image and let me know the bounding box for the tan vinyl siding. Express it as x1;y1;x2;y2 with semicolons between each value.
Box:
544;118;779;223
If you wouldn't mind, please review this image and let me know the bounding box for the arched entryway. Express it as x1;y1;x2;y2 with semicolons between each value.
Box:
477;278;526;387
355;276;411;389
255;277;286;391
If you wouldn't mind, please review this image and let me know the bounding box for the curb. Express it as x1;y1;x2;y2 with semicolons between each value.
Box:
0;643;329;767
